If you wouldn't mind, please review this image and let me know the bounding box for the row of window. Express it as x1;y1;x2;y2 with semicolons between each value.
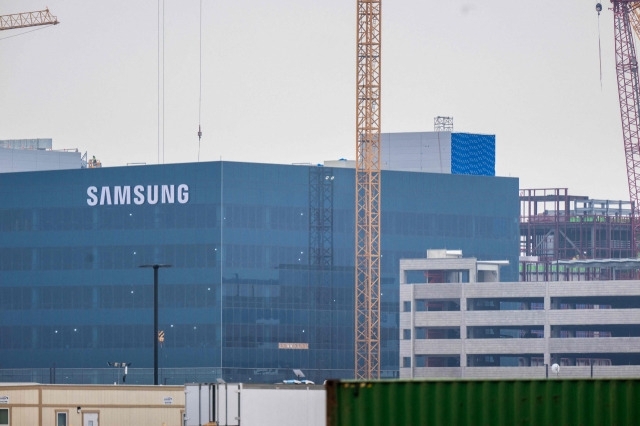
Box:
0;284;217;310
0;204;218;232
0;324;218;350
220;347;354;369
0;244;367;271
222;307;352;327
402;327;543;339
404;353;640;368
0;284;363;322
402;325;640;339
404;300;542;312
0;204;311;233
403;297;640;311
0;244;217;271
403;354;545;368
0;205;514;240
222;285;354;310
222;324;354;350
1;275;366;318
0;324;356;351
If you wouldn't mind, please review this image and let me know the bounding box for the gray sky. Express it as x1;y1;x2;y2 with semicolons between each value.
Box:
0;1;630;200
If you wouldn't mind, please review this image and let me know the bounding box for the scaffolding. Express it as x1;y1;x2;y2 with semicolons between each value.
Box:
519;188;637;281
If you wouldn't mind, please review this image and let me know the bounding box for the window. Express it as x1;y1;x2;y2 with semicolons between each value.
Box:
0;408;8;425
403;329;411;340
403;357;411;368
56;411;68;426
403;301;411;312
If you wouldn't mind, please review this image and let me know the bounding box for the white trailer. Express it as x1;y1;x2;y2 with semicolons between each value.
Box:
184;382;325;426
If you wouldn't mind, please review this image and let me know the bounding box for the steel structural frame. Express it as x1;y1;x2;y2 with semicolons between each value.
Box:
309;167;334;267
355;0;381;380
519;188;634;281
613;1;640;253
0;8;58;31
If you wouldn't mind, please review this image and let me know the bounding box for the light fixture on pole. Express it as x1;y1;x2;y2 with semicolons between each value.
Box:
139;263;171;385
107;362;131;384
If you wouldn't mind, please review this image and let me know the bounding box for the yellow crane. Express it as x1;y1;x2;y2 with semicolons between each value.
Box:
354;0;382;380
0;8;58;31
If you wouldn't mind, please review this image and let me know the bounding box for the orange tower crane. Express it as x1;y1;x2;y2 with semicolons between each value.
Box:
354;0;382;380
0;8;58;31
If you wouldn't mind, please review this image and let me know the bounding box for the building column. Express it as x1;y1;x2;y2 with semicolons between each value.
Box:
460;283;467;368
544;282;551;365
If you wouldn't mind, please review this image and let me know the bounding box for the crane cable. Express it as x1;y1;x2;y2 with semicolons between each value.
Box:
597;2;603;90
157;0;160;164
197;0;203;162
157;0;165;164
0;24;53;41
163;0;166;164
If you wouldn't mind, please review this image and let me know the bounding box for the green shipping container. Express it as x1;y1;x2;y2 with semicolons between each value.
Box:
325;379;640;426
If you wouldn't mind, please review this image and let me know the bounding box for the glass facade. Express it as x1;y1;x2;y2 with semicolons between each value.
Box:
0;161;519;383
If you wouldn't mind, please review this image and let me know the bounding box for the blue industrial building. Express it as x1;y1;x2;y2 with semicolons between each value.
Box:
0;160;519;383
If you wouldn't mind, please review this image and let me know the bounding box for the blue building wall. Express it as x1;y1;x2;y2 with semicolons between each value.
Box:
451;133;496;176
0;161;518;383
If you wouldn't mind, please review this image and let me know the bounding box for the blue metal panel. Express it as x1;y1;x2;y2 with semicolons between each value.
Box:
451;133;496;176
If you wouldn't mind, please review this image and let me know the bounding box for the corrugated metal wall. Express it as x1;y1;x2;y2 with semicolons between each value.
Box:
326;379;640;426
451;133;495;176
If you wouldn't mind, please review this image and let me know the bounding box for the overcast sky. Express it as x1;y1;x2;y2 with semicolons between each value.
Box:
0;1;630;200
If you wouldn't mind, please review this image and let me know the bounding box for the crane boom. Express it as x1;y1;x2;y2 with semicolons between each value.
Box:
630;3;640;35
354;0;382;380
612;0;640;253
0;8;58;31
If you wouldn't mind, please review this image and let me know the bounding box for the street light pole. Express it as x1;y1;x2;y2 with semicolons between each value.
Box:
140;263;171;385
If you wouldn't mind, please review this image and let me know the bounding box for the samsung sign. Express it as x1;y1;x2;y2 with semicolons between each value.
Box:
87;184;189;206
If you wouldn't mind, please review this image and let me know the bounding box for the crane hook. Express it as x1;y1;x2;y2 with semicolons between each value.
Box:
596;3;602;15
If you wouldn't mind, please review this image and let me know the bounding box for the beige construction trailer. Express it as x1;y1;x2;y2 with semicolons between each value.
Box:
0;383;185;426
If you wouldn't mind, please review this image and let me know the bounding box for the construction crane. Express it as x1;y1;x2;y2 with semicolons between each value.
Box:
608;1;640;254
0;8;58;31
354;0;382;380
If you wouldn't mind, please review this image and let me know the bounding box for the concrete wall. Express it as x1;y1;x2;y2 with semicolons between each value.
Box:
400;280;640;379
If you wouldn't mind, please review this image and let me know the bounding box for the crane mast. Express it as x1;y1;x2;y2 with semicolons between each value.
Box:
354;0;381;380
613;0;640;253
0;8;58;31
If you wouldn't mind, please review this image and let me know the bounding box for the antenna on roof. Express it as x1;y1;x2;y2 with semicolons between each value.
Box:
434;116;453;132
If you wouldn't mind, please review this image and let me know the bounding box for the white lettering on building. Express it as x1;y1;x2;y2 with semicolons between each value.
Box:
114;186;131;205
100;186;112;205
87;187;98;206
133;185;144;205
86;184;190;206
178;184;189;203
